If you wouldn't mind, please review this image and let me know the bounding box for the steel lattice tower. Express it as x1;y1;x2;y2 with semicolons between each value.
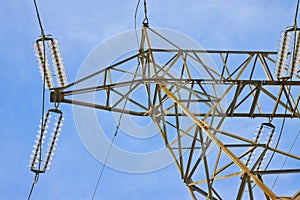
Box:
47;23;300;199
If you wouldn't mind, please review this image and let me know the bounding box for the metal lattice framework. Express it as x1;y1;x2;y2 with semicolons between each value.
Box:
50;25;300;199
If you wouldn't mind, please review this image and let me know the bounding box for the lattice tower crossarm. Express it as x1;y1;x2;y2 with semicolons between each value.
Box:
50;26;300;199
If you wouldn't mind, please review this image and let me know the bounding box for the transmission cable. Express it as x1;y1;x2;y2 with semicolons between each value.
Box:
90;105;126;200
263;90;288;170
33;0;44;36
91;63;141;200
262;83;297;191
27;173;39;200
134;0;149;48
91;118;121;200
27;0;47;199
134;0;141;47
264;0;299;171
271;129;300;189
293;0;300;29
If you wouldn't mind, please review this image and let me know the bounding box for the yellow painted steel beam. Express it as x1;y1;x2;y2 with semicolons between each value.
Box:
159;84;278;200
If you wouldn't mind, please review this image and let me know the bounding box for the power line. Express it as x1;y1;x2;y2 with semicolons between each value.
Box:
33;0;47;174
91;124;119;200
27;174;39;200
33;0;44;36
90;5;147;194
271;129;300;189
91;63;141;199
264;100;288;170
27;0;47;199
293;0;299;29
266;0;300;173
134;0;141;47
134;0;149;48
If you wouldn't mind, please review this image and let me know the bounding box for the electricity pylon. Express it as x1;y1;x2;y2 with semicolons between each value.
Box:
48;23;300;199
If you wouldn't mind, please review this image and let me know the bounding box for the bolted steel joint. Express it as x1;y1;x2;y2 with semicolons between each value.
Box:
50;90;64;103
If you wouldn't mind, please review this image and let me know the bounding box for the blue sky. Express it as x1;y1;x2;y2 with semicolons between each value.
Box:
0;0;299;199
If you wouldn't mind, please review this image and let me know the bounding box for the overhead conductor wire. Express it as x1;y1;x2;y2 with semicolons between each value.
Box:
134;0;148;47
134;0;141;46
91;2;150;199
243;1;300;192
27;0;47;199
270;0;300;189
271;130;300;189
264;0;300;189
91;64;141;200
